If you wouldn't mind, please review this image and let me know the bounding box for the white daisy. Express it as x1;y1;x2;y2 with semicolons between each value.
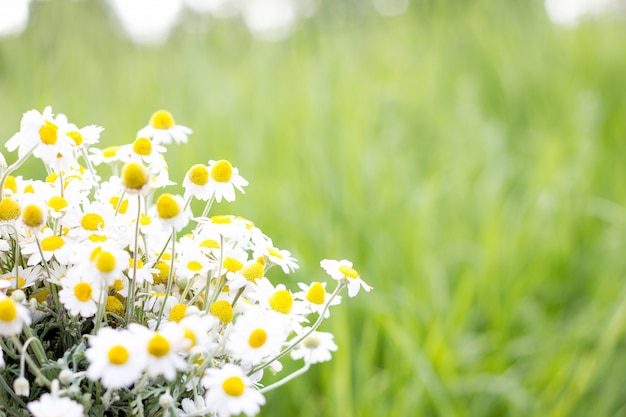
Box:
58;272;103;317
202;363;266;417
1;265;44;291
137;110;192;145
0;292;31;336
320;259;372;297
294;281;341;318
119;136;167;167
86;327;147;389
129;322;188;381
206;159;248;203
155;193;190;232
27;393;84;417
227;308;290;365
182;163;212;201
290;329;338;364
21;228;76;266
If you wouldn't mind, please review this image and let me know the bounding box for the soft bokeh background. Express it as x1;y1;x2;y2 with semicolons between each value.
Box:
2;0;626;416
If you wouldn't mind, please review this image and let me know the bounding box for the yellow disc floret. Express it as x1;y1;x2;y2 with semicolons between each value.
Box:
122;161;150;191
210;160;233;183
95;251;116;273
222;376;245;397
223;257;243;273
108;345;129;365
4;176;17;194
21;204;45;228
67;131;83;146
105;296;125;316
156;193;180;220
0;299;17;322
102;146;119;158
187;164;209;186
74;282;93;302
153;261;170;285
248;329;267;348
39;120;58;145
306;282;326;305
81;213;104;231
47;196;68;212
241;262;264;282
41;236;64;252
150;110;175;129
339;265;359;279
147;334;170;357
132;137;153;156
0;197;21;221
209;300;233;324
168;304;187;323
269;290;293;314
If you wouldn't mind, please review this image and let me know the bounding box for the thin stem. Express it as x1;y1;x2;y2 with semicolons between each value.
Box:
0;375;27;411
259;360;311;393
10;336;51;388
248;281;346;376
0;144;37;200
126;195;142;325
155;228;176;330
22;326;48;365
114;190;127;216
34;234;60;306
93;280;108;333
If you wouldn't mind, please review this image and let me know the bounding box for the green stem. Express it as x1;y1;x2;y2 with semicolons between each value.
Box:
126;195;142;325
155;228;176;330
0;144;37;200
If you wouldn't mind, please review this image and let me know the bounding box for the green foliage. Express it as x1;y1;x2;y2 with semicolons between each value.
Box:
1;1;626;416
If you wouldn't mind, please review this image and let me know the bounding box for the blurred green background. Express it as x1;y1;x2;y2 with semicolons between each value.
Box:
2;0;626;416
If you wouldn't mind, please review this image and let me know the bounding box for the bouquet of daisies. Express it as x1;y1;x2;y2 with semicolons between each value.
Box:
0;107;371;417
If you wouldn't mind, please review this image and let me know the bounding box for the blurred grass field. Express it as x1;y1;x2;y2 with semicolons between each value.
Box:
2;0;626;416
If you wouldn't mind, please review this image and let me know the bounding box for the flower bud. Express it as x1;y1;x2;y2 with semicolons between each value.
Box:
14;376;29;396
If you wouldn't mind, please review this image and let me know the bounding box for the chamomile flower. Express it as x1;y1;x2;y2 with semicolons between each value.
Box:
27;393;84;417
206;159;248;203
1;266;44;291
320;259;372;297
119;137;167;167
86;327;147;389
78;243;130;286
58;273;102;317
21;228;76;266
62;201;125;242
290;329;338;364
294;281;341;318
155;193;189;232
137;110;192;145
20;199;47;230
202;363;266;417
130;322;188;381
227;309;290;365
0;292;31;336
89;145;123;167
183;163;212;201
175;247;212;280
121;161;152;196
257;245;299;274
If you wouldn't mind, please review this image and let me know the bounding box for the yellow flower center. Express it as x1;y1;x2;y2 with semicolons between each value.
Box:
303;335;322;349
306;282;325;305
41;236;64;251
269;290;293;314
30;289;50;303
241;262;264;282
156;193;180;220
88;234;107;243
210;160;233;183
110;279;124;292
108;345;129;365
168;304;187;323
153;261;169;285
248;328;267;349
150;110;175;129
4;176;17;193
183;328;197;347
96;251;116;273
24;184;34;193
133;137;153;156
102;146;119;158
222;376;245;397
147;334;170;357
81;213;104;231
105;296;125;316
22;204;45;228
199;239;220;249
47;196;68;212
211;215;232;224
39;120;58;145
187;261;203;272
45;173;58;183
122;162;150;191
267;247;283;259
338;265;359;279
0;197;21;221
129;258;144;269
110;196;128;214
0;299;17;322
74;282;93;302
140;213;152;226
187;164;209;186
209;300;233;324
223;257;243;273
67;131;83;146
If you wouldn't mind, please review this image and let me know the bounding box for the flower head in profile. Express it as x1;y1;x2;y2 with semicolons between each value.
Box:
137;110;192;145
290;329;338;364
207;159;248;203
0;293;32;336
202;363;266;417
27;393;84;417
320;259;372;297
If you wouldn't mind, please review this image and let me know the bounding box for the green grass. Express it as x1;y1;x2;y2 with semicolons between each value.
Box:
2;0;626;416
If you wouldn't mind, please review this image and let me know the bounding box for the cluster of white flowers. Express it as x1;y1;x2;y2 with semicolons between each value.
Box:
0;107;371;417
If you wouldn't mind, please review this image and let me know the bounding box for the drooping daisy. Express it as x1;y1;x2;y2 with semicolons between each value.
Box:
255;244;298;274
202;363;266;417
120;161;152;196
0;292;32;336
58;272;103;317
320;259;372;297
227;308;290;365
119;136;167;167
20;198;48;230
290;329;338;364
27;393;84;417
206;159;248;203
129;322;188;381
182;163;212;201
137;110;192;145
85;327;147;389
294;281;341;318
155;193;190;232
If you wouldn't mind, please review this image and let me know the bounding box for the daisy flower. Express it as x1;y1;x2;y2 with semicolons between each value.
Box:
257;245;299;274
155;193;190;232
21;228;76;266
58;272;103;318
86;327;147;389
320;259;372;297
290;329;338;364
119;137;167;167
227;309;290;365
294;281;341;318
182;163;211;201
1;265;44;291
202;363;266;417
62;201;126;242
137;110;192;145
0;292;32;336
89;145;123;167
20;198;47;230
129;322;188;381
206;159;248;203
27;393;84;417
